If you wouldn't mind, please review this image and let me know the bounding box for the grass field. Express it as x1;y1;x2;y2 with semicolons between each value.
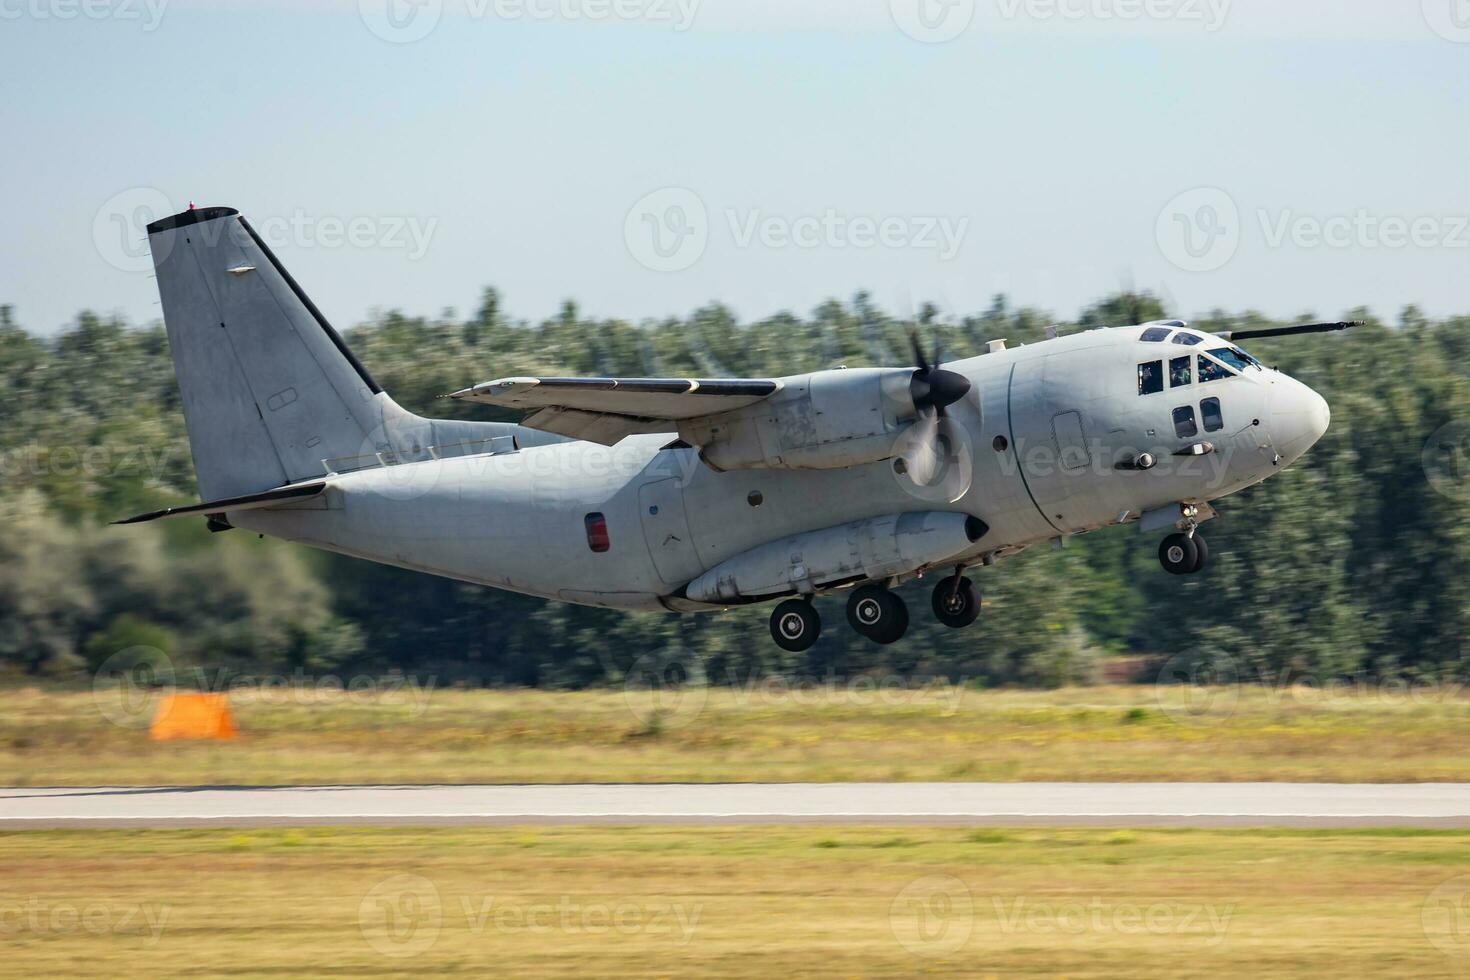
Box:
4;826;1470;977
4;682;1470;786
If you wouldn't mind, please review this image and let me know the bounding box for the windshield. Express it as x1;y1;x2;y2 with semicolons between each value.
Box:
1208;347;1259;372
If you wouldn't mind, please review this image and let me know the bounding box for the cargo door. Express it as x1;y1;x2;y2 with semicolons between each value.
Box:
638;478;705;587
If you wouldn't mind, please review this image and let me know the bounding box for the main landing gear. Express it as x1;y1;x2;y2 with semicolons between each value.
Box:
1159;530;1209;575
766;572;985;650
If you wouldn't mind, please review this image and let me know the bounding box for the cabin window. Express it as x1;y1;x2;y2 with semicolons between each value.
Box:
1170;356;1193;388
1138;361;1164;395
584;513;611;553
1173;406;1199;439
1140;327;1172;343
1202;397;1224;433
1198;355;1233;383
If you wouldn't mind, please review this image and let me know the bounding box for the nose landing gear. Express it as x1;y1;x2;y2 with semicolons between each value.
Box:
1159;530;1209;575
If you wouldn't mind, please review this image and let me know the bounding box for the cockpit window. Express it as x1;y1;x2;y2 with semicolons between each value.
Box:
1170;356;1192;388
1208;347;1258;373
1138;361;1164;395
1172;332;1205;346
1140;327;1172;343
1198;355;1233;384
1173;406;1199;439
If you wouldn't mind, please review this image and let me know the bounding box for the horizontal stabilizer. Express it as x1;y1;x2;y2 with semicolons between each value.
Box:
113;480;328;525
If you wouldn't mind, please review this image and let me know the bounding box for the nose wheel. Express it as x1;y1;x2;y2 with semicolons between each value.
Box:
846;585;910;645
770;598;821;652
932;575;981;628
1159;531;1209;575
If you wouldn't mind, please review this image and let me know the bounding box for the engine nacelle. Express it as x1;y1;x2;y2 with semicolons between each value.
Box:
683;511;988;604
681;368;918;471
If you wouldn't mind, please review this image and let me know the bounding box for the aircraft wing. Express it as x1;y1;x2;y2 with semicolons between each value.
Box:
449;377;782;445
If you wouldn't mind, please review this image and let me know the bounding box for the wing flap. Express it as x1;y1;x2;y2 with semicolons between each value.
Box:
450;376;781;442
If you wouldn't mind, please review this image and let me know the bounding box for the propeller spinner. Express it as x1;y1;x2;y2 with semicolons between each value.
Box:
902;332;972;487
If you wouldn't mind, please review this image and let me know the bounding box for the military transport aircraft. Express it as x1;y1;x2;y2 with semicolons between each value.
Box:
120;206;1349;651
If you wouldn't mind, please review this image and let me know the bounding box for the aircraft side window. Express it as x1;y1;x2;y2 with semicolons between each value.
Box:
1172;332;1205;346
1201;397;1223;433
1140;327;1172;343
1173;406;1199;439
1138;361;1164;395
1198;355;1232;383
1170;356;1193;388
584;512;611;553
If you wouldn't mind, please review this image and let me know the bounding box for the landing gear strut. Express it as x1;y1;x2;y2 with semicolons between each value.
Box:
770;598;821;652
846;585;909;645
932;574;981;629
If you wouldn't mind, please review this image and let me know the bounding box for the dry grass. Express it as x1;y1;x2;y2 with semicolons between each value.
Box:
4;683;1470;787
3;826;1470;977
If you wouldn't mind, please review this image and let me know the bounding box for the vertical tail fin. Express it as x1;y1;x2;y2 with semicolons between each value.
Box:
150;207;402;499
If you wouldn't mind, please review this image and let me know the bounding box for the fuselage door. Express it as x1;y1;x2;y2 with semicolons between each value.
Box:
638;478;705;589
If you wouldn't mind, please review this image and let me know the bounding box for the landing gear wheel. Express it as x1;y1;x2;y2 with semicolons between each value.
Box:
846;585;910;645
770;599;821;652
1189;533;1209;573
1159;533;1199;576
932;576;981;629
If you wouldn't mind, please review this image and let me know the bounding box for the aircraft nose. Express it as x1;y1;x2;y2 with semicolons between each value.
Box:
1271;377;1331;464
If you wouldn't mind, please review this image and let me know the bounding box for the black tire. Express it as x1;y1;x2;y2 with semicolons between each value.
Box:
1159;533;1199;575
846;585;909;644
1189;533;1209;573
770;599;820;652
932;576;981;629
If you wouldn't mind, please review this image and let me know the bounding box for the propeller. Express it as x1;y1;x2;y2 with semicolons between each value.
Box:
902;332;972;486
1218;321;1364;342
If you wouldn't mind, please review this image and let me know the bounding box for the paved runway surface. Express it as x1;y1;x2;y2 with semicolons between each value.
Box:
5;783;1470;828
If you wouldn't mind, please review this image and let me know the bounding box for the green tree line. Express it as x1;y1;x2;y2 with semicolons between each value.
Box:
2;292;1468;688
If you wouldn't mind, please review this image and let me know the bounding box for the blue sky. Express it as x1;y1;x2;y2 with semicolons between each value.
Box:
2;0;1467;335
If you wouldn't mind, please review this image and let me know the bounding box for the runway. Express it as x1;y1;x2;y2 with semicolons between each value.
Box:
4;783;1470;828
